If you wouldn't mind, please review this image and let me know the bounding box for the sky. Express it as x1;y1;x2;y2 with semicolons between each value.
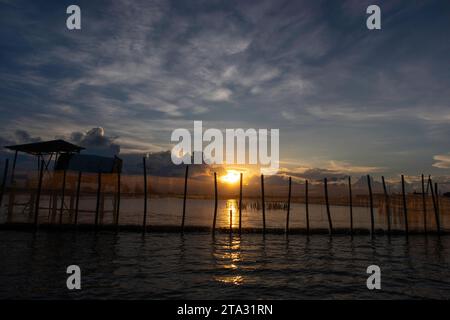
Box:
0;0;450;179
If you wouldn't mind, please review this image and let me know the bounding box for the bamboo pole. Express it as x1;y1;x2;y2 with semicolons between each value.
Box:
59;169;67;225
116;170;121;227
239;172;243;235
69;193;74;221
305;180;309;234
181;165;189;233
435;182;440;211
0;159;9;210
10;150;17;185
7;151;18;222
401;175;409;236
212;172;218;234
143;157;148;232
435;182;441;234
34;160;44;230
74;171;82;226
51;189;57;223
261;174;266;234
99;193;105;224
381;176;391;235
348;176;353;236
95;171;102;229
324;178;333;234
428;177;440;234
367;175;375;237
421;174;427;233
285;177;292;234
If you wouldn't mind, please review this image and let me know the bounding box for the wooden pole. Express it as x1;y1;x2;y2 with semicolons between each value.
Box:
95;171;102;229
285;176;292;234
74;171;82;226
348;176;353;236
305;180;310;234
435;182;441;233
381;176;391;235
181;165;189;233
421;174;427;232
143;157;148;232
69;193;74;221
435;182;440;211
401;175;409;236
99;193;105;224
59;169;67;225
324;178;333;234
428;177;440;234
7;151;18;223
116;170;121;227
367;175;375;237
261;174;266;234
10;150;17;185
239;172;243;235
212;172;218;234
0;159;9;210
34;160;44;230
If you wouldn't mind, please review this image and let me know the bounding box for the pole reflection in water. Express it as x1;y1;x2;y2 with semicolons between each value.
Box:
222;199;239;229
211;233;243;286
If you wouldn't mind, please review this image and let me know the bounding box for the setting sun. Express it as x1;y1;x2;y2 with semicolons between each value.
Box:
221;170;241;184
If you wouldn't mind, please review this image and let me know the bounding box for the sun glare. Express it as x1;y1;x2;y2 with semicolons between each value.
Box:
221;170;241;184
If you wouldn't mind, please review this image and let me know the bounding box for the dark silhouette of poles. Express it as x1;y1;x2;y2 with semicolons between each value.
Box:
305;180;310;234
0;159;9;210
324;178;333;234
7;151;18;222
367;175;375;237
181;165;189;233
239;172;243;235
401;175;409;236
435;183;440;212
435;182;441;233
34;160;44;230
381;176;391;235
59;169;67;225
95;171;102;230
348;176;353;236
428;176;440;234
212;172;218;235
116;170;121;227
285;176;292;234
10;150;17;185
421;174;427;232
261;174;266;234
143;157;148;232
74;171;82;226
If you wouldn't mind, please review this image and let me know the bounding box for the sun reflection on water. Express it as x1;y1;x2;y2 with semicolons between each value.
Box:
214;275;244;285
222;199;240;229
212;232;244;286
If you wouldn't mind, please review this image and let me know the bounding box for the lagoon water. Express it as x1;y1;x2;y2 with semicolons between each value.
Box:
6;195;448;231
0;230;449;299
1;196;449;299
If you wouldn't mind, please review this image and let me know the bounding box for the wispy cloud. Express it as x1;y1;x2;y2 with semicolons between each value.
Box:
0;0;449;177
433;154;450;169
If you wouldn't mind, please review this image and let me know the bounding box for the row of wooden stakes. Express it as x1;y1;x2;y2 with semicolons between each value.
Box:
0;157;443;236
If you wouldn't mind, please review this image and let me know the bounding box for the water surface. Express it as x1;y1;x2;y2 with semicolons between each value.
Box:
0;231;449;299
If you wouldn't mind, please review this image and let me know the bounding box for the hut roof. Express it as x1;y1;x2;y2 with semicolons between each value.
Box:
4;139;84;155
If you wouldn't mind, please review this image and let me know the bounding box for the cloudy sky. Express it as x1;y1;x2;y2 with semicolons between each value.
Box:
0;0;449;178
